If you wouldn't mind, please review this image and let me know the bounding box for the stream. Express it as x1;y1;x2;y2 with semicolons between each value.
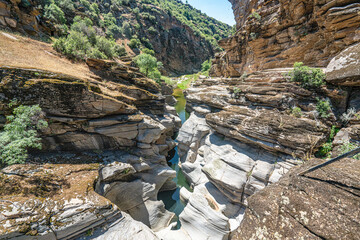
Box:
157;88;191;228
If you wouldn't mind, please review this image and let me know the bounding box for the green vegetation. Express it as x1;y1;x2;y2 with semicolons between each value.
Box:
53;17;126;60
177;77;194;90
316;98;331;119
39;0;231;61
339;141;360;160
201;59;211;76
153;0;232;48
288;62;326;89
0;105;48;166
175;59;212;89
291;107;302;118
316;126;339;158
249;11;261;21
232;87;243;99
134;53;163;83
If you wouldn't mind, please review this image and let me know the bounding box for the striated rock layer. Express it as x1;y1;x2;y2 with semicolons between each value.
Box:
212;0;360;77
161;67;353;239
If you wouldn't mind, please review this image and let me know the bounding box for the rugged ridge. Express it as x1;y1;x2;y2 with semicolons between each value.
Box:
232;157;360;240
0;0;229;75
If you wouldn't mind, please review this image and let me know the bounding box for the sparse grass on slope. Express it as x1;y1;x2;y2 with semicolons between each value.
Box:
0;31;95;81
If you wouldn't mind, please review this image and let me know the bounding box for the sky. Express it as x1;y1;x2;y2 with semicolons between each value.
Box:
182;0;236;26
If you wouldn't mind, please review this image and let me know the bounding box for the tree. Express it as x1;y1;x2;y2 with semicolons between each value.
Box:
201;59;212;73
135;53;160;76
0;105;48;166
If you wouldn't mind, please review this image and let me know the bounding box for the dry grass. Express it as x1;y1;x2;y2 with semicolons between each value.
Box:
0;31;96;81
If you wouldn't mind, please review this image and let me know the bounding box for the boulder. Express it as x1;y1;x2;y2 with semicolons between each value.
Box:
326;43;360;86
232;157;360;240
0;163;119;239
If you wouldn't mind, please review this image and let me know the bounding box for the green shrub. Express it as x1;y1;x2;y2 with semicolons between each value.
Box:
317;142;332;158
288;62;325;89
249;12;261;21
44;3;66;24
128;38;141;49
148;26;157;34
53;16;127;60
201;59;211;74
316;125;339;158
291;107;302;118
53;31;92;60
0;105;48;166
316;99;331;119
134;53;162;78
141;48;155;56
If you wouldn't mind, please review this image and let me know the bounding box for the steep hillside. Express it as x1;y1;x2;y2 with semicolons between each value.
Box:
0;0;232;75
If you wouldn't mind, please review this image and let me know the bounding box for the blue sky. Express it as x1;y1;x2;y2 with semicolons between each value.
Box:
182;0;235;26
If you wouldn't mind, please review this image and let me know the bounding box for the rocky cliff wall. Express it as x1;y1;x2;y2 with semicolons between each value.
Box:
0;32;182;239
211;0;360;77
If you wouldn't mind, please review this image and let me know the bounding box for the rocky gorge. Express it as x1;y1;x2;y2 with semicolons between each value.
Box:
0;0;360;240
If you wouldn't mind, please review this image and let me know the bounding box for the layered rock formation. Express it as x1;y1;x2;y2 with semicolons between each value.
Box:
212;0;360;77
158;68;341;239
0;32;180;239
168;39;360;238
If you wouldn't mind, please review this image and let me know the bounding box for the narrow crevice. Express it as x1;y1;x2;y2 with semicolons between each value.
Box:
285;211;327;240
302;175;360;198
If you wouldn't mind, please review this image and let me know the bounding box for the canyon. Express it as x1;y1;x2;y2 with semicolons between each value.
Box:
0;0;360;240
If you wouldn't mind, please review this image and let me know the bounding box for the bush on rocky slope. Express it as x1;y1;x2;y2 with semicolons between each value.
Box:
288;62;325;89
53;17;126;60
0;105;48;166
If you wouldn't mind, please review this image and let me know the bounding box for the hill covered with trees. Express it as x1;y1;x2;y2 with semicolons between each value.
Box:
1;0;232;75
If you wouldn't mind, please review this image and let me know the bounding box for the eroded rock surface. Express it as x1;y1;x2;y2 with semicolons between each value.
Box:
232;157;360;240
0;161;117;239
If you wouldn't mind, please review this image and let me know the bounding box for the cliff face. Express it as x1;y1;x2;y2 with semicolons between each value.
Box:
211;0;360;77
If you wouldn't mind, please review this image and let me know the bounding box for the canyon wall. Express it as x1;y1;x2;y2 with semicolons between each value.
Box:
165;39;360;239
0;32;181;239
212;0;360;77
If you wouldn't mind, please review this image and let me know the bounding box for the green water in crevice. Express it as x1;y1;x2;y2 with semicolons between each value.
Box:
157;88;191;228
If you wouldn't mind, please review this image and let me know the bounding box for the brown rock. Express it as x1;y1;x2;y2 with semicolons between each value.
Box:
206;106;329;158
0;161;119;239
4;16;16;28
232;157;360;240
